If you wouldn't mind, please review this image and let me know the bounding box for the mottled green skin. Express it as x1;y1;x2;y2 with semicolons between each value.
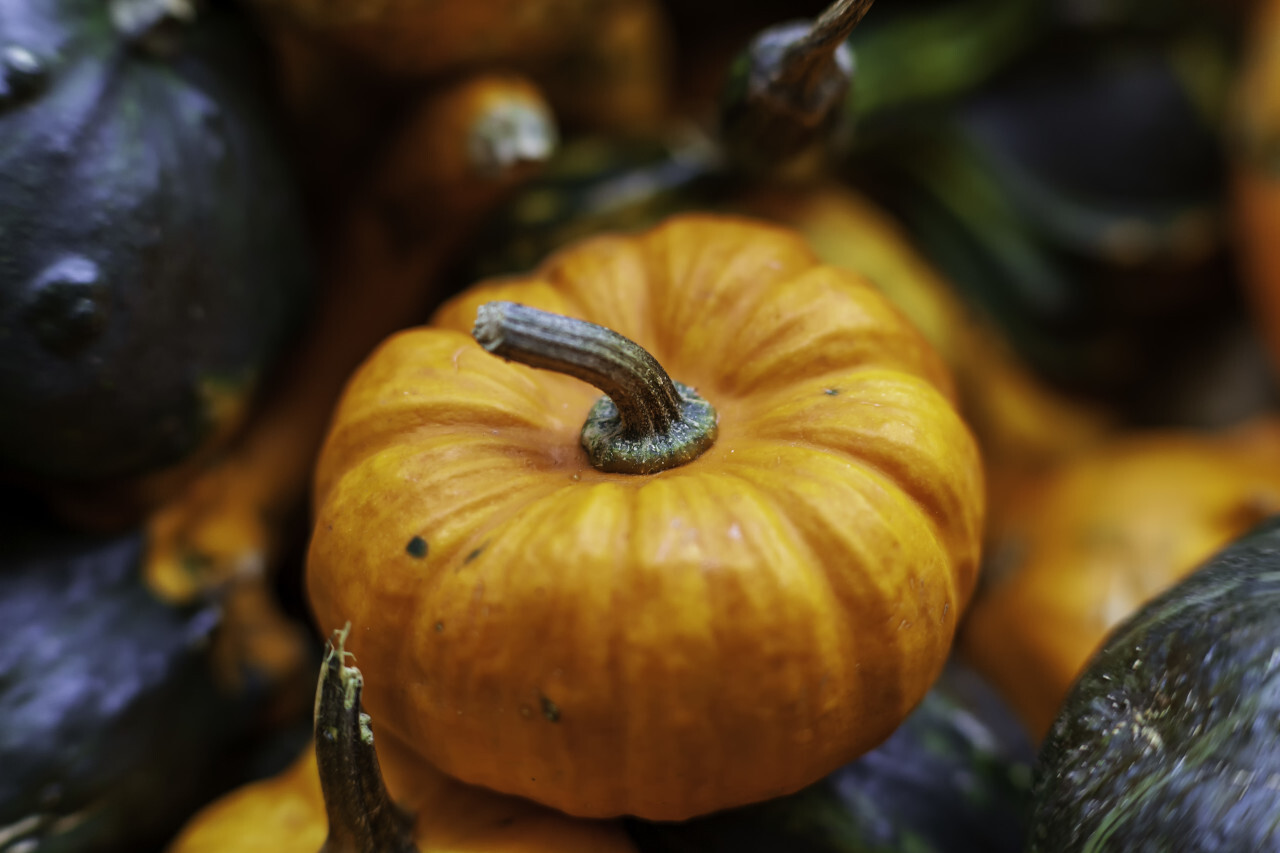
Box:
627;665;1034;853
0;489;297;853
1031;516;1280;852
860;42;1226;398
0;0;311;482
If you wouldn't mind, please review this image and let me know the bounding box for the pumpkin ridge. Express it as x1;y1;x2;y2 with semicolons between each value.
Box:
738;369;982;588
709;463;859;779
322;435;577;559
730;363;950;424
705;305;821;398
315;336;597;499
322;391;576;475
541;236;658;349
710;265;953;399
386;482;635;800
427;478;582;580
636;216;819;369
308;445;576;654
726;441;959;720
394;468;856;813
676;469;869;806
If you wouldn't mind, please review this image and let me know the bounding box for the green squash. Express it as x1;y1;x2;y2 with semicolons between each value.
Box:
0;489;309;852
858;38;1230;398
1031;516;1280;851
0;0;311;483
626;664;1034;853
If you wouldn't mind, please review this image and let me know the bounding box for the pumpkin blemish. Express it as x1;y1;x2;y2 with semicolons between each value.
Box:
824;388;840;396
540;696;561;723
406;536;428;558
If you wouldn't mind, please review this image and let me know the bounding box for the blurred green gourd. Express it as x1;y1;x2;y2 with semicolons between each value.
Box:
0;0;312;486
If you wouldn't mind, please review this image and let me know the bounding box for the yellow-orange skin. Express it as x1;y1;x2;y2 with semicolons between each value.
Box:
733;187;1111;472
168;729;635;853
960;420;1280;740
307;215;985;820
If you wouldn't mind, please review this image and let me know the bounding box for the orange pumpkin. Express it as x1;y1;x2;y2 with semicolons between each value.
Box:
307;215;985;819
170;631;635;853
960;418;1280;739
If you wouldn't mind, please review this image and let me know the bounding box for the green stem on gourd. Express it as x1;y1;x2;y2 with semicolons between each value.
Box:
719;0;875;172
774;0;877;96
315;625;418;853
472;301;717;475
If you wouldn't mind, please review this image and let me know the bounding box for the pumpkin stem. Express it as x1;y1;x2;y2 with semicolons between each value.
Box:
473;301;718;474
719;0;874;172
315;625;418;853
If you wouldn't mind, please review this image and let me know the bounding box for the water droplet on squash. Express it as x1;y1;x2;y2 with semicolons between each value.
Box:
0;45;47;106
23;256;108;357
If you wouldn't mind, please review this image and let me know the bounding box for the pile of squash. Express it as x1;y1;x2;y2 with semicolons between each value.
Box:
6;0;1280;850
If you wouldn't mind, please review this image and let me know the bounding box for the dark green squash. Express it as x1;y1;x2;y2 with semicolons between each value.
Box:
626;664;1034;853
0;0;311;483
1030;515;1280;852
856;37;1232;398
0;490;309;853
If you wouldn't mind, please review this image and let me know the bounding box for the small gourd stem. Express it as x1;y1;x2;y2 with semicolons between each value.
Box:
779;0;876;97
718;0;874;174
474;302;683;439
473;302;718;475
315;626;418;853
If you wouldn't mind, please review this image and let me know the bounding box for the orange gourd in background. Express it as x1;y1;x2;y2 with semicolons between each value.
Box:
960;419;1280;739
306;214;984;820
733;186;1112;474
